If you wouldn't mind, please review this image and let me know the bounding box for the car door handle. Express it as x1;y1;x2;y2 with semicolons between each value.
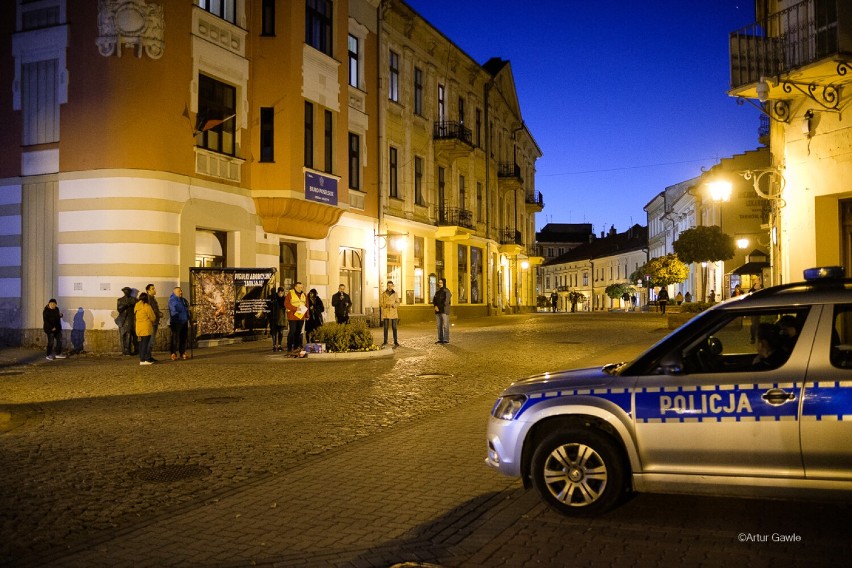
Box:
761;388;796;406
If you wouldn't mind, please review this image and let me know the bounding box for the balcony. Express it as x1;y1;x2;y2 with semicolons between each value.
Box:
435;206;475;240
525;190;544;211
729;0;852;100
433;121;473;160
498;228;524;256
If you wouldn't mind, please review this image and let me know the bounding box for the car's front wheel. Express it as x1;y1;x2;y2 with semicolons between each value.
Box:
530;428;627;516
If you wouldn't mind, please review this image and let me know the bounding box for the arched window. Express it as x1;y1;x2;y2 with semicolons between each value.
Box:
195;229;226;267
338;248;362;314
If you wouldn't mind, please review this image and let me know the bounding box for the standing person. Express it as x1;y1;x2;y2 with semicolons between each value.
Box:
675;291;684;305
709;289;716;303
43;299;66;360
630;294;638;310
305;288;325;343
284;281;308;353
432;278;452;344
116;287;137;355
331;284;352;324
168;287;190;360
621;291;630;310
134;292;157;365
657;287;669;315
269;286;287;351
145;284;161;361
550;289;558;313
380;281;400;347
684;291;692;303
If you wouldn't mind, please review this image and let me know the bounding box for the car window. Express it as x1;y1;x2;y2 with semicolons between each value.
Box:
675;308;809;375
830;304;852;369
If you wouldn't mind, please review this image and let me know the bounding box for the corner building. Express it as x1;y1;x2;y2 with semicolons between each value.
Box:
0;0;382;348
0;0;542;349
379;1;543;321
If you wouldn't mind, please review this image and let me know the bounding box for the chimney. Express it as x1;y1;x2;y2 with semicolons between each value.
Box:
609;225;617;237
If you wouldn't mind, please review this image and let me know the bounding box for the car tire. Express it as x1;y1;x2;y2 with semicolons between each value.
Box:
531;428;627;516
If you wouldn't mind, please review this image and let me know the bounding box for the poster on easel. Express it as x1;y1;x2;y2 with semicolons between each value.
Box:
190;268;276;338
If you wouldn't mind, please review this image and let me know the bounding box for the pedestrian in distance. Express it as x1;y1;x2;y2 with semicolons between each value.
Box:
269;286;287;351
684;291;692;303
621;291;630;310
43;298;66;360
550;289;558;312
709;289;716;303
630;294;637;310
305;288;325;343
432;278;452;344
168;287;191;360
657;287;669;315
134;292;157;365
380;280;400;347
284;281;308;354
116;286;137;355
145;284;161;362
675;291;684;305
331;284;352;324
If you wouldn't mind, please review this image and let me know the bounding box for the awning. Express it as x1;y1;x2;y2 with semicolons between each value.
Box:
731;261;769;275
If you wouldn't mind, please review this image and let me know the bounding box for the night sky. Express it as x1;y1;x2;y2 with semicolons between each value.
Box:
404;0;762;234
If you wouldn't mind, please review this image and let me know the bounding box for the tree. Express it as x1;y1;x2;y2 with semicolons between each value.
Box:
632;254;689;289
673;226;735;301
604;282;635;300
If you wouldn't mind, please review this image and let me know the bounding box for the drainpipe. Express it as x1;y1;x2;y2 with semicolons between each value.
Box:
376;2;385;313
484;78;494;314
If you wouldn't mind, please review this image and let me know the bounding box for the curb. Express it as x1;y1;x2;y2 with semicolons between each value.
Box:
265;348;396;361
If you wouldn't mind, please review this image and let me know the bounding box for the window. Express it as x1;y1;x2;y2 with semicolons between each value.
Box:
21;59;59;145
262;0;275;36
348;34;359;88
389;146;399;198
457;244;468;304
21;5;60;30
306;0;333;56
438;84;445;121
389;50;399;102
195;229;227;268
304;102;313;168
459;175;466;211
475;108;482;147
414;156;424;206
260;107;274;162
197;74;236;156
348;132;360;189
477;182;483;221
279;242;298;291
471;247;483;303
414;67;423;115
414;237;425;303
831;305;852;369
200;0;236;24
458;96;465;125
324;109;333;173
437;166;445;212
339;248;363;314
435;240;444;279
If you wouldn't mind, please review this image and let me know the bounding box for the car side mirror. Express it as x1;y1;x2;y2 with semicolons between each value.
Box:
657;352;683;375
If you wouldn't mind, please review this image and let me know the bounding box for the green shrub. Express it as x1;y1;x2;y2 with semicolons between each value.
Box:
310;320;377;352
681;301;714;313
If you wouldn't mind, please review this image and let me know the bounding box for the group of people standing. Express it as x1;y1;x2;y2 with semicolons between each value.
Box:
269;283;349;354
115;284;191;365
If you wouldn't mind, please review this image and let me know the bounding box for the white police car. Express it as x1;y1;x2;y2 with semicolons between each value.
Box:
486;267;852;515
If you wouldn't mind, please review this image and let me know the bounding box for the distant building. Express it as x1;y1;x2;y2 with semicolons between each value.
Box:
540;225;647;311
535;223;593;263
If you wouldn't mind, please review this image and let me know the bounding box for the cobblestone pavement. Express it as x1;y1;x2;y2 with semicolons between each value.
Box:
1;312;849;567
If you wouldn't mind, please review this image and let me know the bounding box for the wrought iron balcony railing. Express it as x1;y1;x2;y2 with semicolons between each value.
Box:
497;162;521;178
525;191;544;207
438;206;474;229
433;121;473;146
729;0;845;89
500;229;523;246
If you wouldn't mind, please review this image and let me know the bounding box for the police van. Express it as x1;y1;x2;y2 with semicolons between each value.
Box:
486;267;852;515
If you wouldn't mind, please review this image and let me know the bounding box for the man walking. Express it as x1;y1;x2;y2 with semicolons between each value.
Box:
331;284;352;324
168;287;190;360
550;289;558;312
432;278;452;344
380;281;400;347
43;298;67;360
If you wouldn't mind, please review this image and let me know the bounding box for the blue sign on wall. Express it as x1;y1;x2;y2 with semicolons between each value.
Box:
305;171;338;206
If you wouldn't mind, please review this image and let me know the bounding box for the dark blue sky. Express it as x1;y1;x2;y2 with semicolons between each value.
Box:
404;0;762;234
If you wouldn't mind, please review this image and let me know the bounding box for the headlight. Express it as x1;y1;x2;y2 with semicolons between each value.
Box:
491;394;527;420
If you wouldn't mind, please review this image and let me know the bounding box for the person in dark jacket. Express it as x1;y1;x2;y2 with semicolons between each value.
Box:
168;287;191;360
431;278;452;344
331;284;352;324
305;288;325;343
269;286;287;351
657;287;669;315
116;287;137;355
43;299;66;360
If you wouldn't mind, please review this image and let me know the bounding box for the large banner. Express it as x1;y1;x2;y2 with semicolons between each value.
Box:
189;268;276;337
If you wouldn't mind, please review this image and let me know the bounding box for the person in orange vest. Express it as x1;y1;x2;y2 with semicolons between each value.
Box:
284;281;308;354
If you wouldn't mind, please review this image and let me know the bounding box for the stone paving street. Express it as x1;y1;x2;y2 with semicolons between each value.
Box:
1;312;849;567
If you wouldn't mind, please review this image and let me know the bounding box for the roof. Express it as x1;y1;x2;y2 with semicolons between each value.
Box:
543;224;648;266
732;261;769;275
536;223;593;243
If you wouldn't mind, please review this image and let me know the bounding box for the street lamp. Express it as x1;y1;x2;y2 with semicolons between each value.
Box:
706;180;732;300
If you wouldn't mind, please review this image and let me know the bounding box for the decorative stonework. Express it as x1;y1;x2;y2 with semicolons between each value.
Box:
96;0;164;59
